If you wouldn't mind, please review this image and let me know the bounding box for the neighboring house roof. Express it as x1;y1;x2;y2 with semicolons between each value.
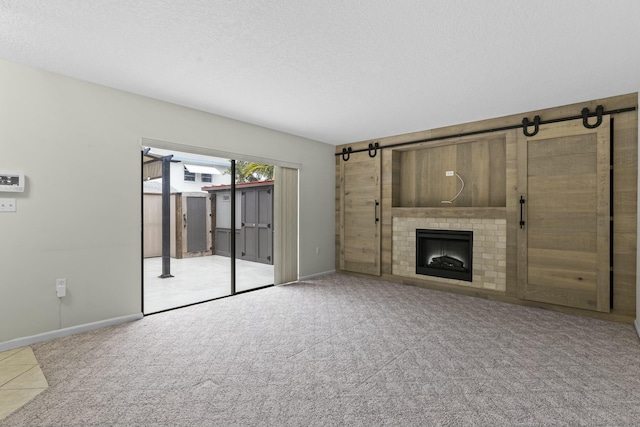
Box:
203;180;274;192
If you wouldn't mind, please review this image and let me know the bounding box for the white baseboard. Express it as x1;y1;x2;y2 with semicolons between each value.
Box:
298;270;336;281
635;319;640;339
0;313;143;353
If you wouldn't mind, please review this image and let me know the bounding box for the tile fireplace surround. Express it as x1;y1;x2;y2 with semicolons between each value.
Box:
393;217;507;291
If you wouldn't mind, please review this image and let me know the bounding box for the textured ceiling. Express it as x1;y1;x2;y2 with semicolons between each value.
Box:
0;0;638;145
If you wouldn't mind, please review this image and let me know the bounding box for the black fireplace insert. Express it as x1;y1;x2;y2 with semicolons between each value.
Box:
416;229;473;281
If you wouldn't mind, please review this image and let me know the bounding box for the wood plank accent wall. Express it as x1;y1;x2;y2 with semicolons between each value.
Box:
336;92;637;322
397;138;506;207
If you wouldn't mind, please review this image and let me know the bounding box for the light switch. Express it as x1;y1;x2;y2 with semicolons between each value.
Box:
0;198;16;212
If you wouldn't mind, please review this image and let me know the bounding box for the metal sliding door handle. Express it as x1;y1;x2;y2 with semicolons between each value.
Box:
375;200;380;223
519;196;526;229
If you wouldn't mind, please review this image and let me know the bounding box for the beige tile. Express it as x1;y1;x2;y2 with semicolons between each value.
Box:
0;347;38;367
0;388;46;420
0;366;48;390
0;365;34;388
0;348;23;363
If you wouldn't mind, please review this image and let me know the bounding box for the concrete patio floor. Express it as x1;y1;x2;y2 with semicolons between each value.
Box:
143;255;274;313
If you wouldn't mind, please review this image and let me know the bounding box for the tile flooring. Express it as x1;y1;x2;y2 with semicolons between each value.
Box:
0;347;48;421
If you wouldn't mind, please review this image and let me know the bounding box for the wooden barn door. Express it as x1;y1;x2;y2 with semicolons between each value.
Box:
517;119;611;312
339;153;381;275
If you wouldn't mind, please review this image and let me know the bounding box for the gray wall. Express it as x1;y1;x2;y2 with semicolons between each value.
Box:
0;59;335;343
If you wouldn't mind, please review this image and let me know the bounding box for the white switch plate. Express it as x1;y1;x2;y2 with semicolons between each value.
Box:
0;198;16;212
445;171;455;177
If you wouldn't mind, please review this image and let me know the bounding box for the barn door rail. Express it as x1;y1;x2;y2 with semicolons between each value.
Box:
335;105;636;161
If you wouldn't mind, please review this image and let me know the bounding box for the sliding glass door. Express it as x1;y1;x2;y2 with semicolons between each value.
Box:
142;147;275;314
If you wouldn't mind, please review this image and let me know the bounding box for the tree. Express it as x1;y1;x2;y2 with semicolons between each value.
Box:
227;161;274;183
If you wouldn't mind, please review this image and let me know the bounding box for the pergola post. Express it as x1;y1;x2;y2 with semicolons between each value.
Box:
159;154;174;278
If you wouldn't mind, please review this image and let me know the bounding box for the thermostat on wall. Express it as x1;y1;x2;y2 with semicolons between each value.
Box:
0;173;25;192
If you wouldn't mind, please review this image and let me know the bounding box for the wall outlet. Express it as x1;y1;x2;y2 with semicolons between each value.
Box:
0;198;16;212
315;247;319;254
445;171;455;177
56;278;67;298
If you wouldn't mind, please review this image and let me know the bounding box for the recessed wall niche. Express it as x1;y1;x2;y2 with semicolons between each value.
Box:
393;137;506;208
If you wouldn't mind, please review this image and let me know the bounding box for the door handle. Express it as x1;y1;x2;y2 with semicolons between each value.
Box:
519;196;526;229
183;213;187;228
375;200;380;223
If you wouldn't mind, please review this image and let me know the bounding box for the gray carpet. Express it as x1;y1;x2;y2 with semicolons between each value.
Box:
2;273;640;426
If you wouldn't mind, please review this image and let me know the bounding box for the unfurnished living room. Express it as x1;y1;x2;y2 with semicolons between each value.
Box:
1;1;640;426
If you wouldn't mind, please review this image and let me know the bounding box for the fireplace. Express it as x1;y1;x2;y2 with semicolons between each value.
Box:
416;229;473;282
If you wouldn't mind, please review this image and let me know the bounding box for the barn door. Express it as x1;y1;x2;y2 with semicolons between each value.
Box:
186;196;207;252
517;118;611;312
339;153;381;275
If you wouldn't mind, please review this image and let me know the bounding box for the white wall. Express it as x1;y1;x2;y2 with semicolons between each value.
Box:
0;59;335;344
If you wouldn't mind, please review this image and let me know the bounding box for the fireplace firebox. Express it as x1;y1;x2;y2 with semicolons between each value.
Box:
416;229;473;281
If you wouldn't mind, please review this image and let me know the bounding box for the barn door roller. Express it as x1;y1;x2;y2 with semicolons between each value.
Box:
368;142;379;158
522;115;540;137
582;105;604;129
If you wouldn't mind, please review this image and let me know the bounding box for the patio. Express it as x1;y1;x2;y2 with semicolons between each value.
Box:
143;255;274;313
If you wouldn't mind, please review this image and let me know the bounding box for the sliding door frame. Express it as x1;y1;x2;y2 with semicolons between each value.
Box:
140;139;300;314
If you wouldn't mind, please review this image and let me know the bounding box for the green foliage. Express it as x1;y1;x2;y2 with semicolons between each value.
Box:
226;161;274;183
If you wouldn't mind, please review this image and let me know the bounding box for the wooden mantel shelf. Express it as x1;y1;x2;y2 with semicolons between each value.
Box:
392;206;506;219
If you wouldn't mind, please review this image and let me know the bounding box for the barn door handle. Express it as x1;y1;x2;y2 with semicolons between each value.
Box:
374;200;380;223
582;105;604;129
519;196;526;229
183;213;187;228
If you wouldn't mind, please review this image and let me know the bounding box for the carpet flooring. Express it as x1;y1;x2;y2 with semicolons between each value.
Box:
2;273;640;426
